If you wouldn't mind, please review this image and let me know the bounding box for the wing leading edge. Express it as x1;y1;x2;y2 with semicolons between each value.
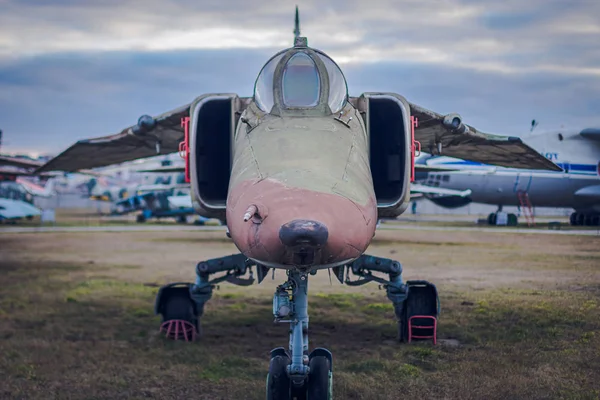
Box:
36;103;190;173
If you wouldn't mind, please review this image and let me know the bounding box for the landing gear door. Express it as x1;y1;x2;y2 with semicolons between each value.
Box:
189;94;247;219
355;93;412;218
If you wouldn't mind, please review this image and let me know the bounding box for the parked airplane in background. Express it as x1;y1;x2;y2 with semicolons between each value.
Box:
0;154;52;222
36;9;561;398
416;124;600;226
108;167;219;224
87;157;188;201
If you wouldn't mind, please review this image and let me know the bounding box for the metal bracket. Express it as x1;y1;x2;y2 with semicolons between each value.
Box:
344;254;408;317
195;253;255;282
346;254;403;279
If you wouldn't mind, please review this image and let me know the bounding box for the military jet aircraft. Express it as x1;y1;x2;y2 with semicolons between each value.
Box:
37;10;560;399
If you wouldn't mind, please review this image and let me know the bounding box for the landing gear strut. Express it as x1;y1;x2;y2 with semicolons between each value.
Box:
154;253;438;400
267;270;333;399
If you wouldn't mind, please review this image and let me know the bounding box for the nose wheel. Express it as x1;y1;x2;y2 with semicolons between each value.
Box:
307;354;333;399
266;349;333;400
267;271;334;400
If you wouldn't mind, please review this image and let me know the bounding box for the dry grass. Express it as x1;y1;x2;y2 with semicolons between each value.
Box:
0;229;599;399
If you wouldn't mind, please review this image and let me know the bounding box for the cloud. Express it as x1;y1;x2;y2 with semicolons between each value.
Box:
1;0;599;75
0;0;599;154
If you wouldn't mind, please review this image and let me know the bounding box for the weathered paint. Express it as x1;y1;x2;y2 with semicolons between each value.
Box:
226;101;377;269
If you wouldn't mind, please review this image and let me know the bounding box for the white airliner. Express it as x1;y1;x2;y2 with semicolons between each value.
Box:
415;126;600;226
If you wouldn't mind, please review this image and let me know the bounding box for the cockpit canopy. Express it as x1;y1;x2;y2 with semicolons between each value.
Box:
254;44;348;115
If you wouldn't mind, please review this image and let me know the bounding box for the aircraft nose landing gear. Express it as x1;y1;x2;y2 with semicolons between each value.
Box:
266;270;333;400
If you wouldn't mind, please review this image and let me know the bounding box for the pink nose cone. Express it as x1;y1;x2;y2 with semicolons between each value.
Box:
226;179;378;268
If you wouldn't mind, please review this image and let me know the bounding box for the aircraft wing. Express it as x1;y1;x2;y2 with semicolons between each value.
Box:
0;198;42;220
580;128;600;141
136;166;186;173
410;183;472;198
414;164;460;172
0;168;37;177
408;102;562;171
36;103;191;173
0;155;43;169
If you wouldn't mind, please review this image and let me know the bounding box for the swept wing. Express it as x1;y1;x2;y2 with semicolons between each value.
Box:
37;98;561;173
408;102;561;171
36;104;190;173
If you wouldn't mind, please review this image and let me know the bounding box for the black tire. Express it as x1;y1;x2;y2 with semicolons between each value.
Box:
136;214;146;223
585;214;596;227
570;212;577;226
402;283;438;343
157;286;201;340
266;355;291;400
307;356;332;400
163;292;195;323
162;292;200;337
398;307;408;342
507;213;518;226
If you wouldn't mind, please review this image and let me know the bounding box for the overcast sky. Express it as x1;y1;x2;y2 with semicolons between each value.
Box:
1;0;599;156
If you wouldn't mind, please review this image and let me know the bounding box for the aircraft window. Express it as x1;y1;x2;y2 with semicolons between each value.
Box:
442;175;450;182
176;173;185;184
558;133;564;141
254;52;285;113
315;51;348;113
282;53;320;107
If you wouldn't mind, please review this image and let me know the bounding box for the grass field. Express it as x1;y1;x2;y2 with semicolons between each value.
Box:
0;228;599;399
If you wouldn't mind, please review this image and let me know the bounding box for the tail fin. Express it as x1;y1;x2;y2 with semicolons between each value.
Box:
17;177;56;198
294;5;300;40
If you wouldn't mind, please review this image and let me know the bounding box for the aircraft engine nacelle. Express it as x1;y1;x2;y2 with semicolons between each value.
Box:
188;94;249;220
442;113;469;135
354;93;413;218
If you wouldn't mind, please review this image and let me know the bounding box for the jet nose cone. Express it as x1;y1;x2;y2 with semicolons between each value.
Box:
279;219;328;247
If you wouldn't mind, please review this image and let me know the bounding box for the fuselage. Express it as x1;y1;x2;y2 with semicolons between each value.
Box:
226;104;378;270
225;45;378;271
419;127;600;213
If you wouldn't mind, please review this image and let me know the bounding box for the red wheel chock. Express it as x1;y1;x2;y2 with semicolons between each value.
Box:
159;320;197;342
408;315;437;344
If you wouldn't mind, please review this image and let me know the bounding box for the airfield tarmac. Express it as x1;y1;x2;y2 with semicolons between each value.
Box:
1;221;599;399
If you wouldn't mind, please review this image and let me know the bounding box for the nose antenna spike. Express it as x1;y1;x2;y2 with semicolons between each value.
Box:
294;5;300;40
293;6;307;47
